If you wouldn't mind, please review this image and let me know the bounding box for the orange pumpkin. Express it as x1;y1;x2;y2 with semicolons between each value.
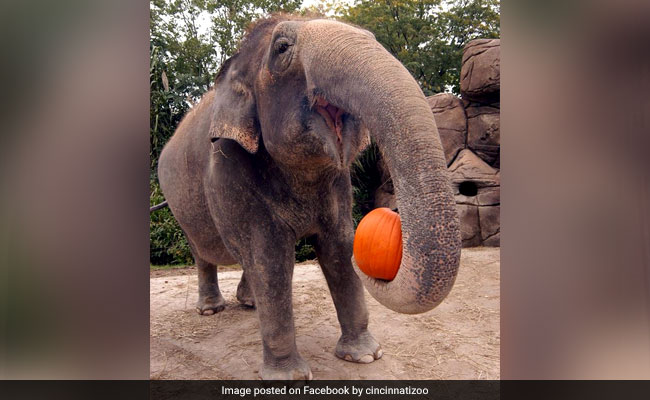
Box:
353;207;403;281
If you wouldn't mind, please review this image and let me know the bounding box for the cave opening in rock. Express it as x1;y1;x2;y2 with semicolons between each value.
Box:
459;181;478;197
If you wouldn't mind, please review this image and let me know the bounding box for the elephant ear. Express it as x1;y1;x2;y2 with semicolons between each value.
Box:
209;56;259;154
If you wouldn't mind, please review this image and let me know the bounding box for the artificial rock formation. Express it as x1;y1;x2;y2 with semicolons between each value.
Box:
454;38;501;246
447;150;500;247
426;93;467;165
465;103;500;168
460;39;500;103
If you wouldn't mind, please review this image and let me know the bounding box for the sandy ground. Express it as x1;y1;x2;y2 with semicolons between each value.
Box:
150;247;500;380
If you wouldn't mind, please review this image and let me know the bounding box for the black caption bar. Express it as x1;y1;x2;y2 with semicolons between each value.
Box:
4;380;650;400
150;380;498;400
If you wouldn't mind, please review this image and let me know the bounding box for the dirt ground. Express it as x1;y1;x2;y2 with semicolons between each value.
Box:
150;247;500;380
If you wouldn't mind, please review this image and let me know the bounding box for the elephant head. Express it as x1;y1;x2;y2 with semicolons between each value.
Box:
209;16;461;314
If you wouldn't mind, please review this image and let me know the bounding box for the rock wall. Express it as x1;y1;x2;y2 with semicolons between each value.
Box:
452;38;500;246
460;39;500;103
448;150;500;246
373;38;501;247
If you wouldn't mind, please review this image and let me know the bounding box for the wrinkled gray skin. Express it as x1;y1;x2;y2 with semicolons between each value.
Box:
158;16;461;380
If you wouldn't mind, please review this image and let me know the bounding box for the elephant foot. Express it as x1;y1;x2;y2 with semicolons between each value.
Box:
236;281;256;308
196;295;226;315
237;294;255;308
335;330;383;363
259;356;313;380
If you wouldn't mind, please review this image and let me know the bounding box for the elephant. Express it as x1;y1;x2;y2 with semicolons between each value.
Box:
157;14;461;380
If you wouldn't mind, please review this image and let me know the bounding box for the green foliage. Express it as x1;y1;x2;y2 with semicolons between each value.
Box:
295;237;317;262
150;180;194;265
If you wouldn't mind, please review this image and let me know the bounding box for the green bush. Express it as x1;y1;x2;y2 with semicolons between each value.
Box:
150;180;194;266
295;237;317;262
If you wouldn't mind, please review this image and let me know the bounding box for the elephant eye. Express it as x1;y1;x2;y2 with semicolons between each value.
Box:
278;42;289;54
274;38;292;56
270;37;294;73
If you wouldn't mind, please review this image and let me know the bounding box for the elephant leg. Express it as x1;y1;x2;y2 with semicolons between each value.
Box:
243;233;311;380
236;270;255;308
195;257;226;316
315;235;383;363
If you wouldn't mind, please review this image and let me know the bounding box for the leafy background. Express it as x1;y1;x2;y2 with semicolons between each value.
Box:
150;0;500;265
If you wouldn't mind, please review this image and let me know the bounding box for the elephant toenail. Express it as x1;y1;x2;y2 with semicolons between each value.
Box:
376;349;384;359
344;354;353;361
359;355;374;363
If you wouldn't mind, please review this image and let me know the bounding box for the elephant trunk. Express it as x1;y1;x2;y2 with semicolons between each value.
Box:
299;21;461;314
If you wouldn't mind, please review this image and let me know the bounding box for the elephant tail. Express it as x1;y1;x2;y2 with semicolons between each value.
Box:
150;200;168;213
